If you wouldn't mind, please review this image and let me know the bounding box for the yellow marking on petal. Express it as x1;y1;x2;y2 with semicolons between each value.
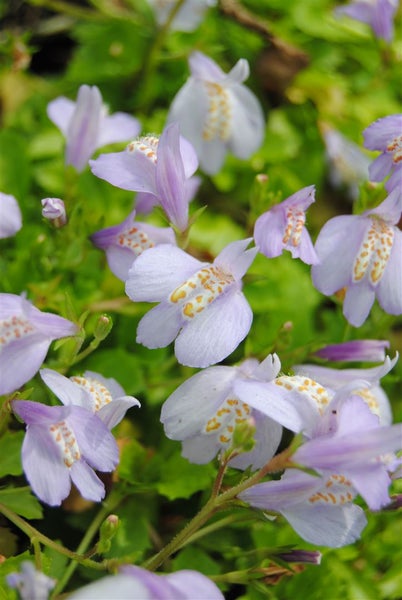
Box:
387;134;402;163
282;207;306;247
70;375;113;411
202;82;232;141
274;375;330;414
0;316;35;348
353;217;394;285
49;420;81;468
126;135;159;163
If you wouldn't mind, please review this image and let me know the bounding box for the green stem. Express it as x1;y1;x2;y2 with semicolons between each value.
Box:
52;492;124;596
135;0;187;112
0;502;105;570
142;447;293;571
28;0;103;20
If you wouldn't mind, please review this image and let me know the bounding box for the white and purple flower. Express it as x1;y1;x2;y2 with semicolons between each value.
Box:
47;85;140;172
363;114;402;192
12;399;119;506
161;354;283;469
0;192;22;239
0;294;78;396
69;564;224;599
167;51;265;174
7;561;55;600
253;185;319;264
91;209;176;281
311;188;402;326
147;0;216;32
90;123;198;231
39;368;140;429
125;238;258;367
335;0;399;42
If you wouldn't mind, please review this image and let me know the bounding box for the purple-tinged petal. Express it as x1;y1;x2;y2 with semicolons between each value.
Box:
296;227;320;264
363;114;402;150
254;209;286;258
367;186;402;223
0;192;22;238
46;97;75;135
40;369;89;407
226;59;249;85
97;112;141;147
385;167;402;192
21;423;72;506
126;244;204;302
314;340;390;362
28;306;78;339
156;122;188;231
6;562;55;600
283;502;367;548
344;465;392;510
166;570;224;600
174;288;252;367
168;81;208;162
161;366;237;439
1;336;54;395
343;282;376;327
66;85;102;171
68;574;150;599
376;228;402;314
214;237;257;280
136;302;182;348
312;215;368;294
90;150;157;193
69;409;119;472
369;152;393;182
12;399;71;425
119;566;176;600
189;51;225;81
181;434;221;464
179;135;199;179
228;85;265;159
135;191;158;214
97;397;140;429
70;460;106;502
41;197;67;227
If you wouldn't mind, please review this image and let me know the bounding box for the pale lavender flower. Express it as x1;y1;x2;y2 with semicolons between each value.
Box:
126;238;258;367
0;293;78;396
69;565;224;599
239;468;368;547
363;114;402;192
335;0;399;42
39;368;140;429
148;0;216;32
314;339;390;362
292;395;402;510
12;399;119;506
47;85;140;172
167;51;265;174
161;354;283;469
321;126;370;199
253;185;319;264
7;561;55;600
0;192;22;238
41;197;67;227
293;353;398;426
91;209;176;281
311;188;402;326
90;123;198;231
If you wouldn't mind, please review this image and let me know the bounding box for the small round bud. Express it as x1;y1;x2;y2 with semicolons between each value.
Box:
94;315;113;341
41;198;67;228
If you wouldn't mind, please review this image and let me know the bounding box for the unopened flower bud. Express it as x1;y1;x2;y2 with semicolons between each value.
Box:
274;549;322;565
314;339;390;363
41;198;67;228
256;173;269;184
94;314;113;341
97;514;120;554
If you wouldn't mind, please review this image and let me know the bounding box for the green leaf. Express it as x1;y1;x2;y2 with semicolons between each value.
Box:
0;431;23;477
0;488;43;519
0;131;30;199
155;450;215;501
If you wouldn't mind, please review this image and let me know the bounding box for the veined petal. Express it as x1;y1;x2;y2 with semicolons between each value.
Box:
312;215;367;294
254;208;287;258
284;502;367;548
97;112;141;148
22;425;71;506
69;408;119;472
70;460;106;502
343;282;376;327
214;238;257;280
175;289;252;367
126;244;204;302
40;369;89;407
97;397;140;429
189;51;225;81
46;97;75;135
377;228;402;314
228;85;265;159
66;85;102;171
161;366;236;438
90;150;157;194
136;302;182;348
369;153;393;182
